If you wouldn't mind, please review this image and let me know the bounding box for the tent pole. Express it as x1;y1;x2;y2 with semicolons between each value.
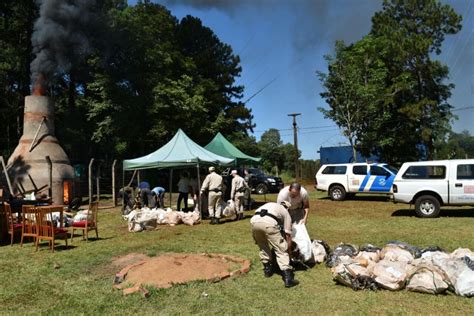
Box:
169;169;173;209
197;162;201;219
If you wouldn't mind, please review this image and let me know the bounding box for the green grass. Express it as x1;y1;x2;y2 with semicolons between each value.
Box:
1;191;473;315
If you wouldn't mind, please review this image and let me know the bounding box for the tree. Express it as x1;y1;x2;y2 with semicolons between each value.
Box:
318;36;388;162
319;0;462;164
258;129;283;173
435;130;474;159
369;0;462;162
0;1;37;156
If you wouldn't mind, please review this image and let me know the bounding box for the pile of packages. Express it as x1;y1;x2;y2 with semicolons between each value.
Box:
123;207;200;232
325;241;474;297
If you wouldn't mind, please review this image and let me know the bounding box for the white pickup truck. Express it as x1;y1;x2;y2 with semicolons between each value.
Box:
392;159;474;217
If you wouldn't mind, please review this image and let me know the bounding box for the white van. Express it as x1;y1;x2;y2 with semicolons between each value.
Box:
315;163;398;200
392;159;474;217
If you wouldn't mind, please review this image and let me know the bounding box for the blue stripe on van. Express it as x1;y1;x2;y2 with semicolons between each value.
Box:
358;174;371;192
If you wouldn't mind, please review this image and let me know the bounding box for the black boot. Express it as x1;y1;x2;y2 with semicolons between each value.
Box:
215;217;220;224
282;269;299;288
210;217;216;225
263;262;273;278
239;213;244;220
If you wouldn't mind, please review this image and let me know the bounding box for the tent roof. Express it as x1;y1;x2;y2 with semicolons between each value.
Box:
123;129;234;170
204;132;261;165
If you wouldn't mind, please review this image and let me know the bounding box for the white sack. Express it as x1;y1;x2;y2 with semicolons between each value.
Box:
373;260;411;291
292;223;312;262
406;264;450;294
222;200;236;217
381;245;414;263
311;240;328;263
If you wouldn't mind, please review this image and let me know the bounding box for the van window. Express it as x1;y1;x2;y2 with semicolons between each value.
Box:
370;165;390;176
402;165;446;179
457;164;474;180
353;165;367;175
322;166;347;175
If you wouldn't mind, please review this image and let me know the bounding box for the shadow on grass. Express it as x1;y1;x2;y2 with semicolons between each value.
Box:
319;195;390;202
392;208;474;217
36;244;77;252
69;235;113;242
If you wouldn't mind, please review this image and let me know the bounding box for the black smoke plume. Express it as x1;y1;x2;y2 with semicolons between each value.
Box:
30;0;96;95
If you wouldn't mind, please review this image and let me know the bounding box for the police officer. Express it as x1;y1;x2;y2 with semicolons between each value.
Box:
277;182;310;225
230;170;249;220
200;166;224;224
250;201;299;288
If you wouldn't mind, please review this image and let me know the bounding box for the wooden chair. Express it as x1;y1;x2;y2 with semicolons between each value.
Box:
71;202;99;242
3;202;22;246
36;206;68;252
20;205;38;247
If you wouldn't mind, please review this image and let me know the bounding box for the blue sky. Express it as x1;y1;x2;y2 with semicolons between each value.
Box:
132;0;473;159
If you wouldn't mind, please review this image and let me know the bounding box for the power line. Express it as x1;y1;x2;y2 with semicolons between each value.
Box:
253;124;337;133
452;106;474;112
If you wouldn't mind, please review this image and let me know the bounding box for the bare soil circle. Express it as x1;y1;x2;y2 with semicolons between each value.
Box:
114;253;250;291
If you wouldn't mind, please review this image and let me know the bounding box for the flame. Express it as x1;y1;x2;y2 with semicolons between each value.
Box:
32;73;46;96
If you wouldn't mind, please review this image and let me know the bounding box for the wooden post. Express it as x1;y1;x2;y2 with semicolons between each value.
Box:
45;156;52;200
88;158;94;204
0;156;14;195
96;161;101;203
137;170;141;187
112;159;117;207
121;168;125;207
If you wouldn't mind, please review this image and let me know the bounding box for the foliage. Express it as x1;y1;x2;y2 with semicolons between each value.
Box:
435;130;474;159
319;0;462;164
0;1;254;163
0;0;37;157
318;36;388;162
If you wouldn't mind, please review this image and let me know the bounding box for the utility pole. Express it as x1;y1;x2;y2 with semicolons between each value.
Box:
287;113;301;181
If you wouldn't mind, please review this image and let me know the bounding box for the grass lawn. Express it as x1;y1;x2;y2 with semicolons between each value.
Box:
1;188;473;315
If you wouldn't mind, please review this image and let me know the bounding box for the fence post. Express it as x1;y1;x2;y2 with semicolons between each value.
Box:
112;159;117;207
96;161;101;204
88;158;95;204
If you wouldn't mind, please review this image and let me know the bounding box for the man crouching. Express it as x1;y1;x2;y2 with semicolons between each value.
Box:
250;201;299;288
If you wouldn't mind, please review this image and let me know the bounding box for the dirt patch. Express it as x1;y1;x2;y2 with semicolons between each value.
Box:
111;253;149;268
113;253;250;295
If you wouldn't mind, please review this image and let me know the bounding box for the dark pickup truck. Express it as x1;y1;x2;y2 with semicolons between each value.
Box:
222;168;284;195
246;168;284;194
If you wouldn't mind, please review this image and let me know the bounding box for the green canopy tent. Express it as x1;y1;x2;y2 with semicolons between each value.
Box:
204;132;261;166
122;129;234;213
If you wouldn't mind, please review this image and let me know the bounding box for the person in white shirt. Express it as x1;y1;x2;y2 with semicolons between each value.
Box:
276;182;310;224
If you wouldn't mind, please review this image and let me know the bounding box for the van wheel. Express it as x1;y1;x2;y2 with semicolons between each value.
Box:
415;195;440;218
329;185;346;201
255;183;268;195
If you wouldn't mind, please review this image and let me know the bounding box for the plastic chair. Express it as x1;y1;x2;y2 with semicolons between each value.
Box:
3;202;22;246
71;202;99;242
36;206;68;252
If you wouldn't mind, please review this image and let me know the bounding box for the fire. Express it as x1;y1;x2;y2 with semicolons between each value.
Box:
32;73;46;96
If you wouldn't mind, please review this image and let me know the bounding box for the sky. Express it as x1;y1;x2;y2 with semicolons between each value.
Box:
132;0;473;159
